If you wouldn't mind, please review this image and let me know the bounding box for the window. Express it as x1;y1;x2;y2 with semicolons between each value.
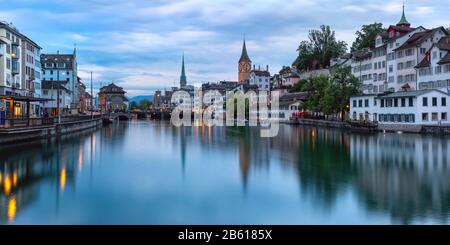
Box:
423;97;428;106
394;98;398;107
358;100;362;107
6;58;11;70
432;97;437;106
374;98;377;106
442;98;446;106
364;99;369;107
422;113;428;121
43;90;48;95
433;51;438;60
436;66;442;74
386;99;392;107
409;98;413;107
401;98;406;107
432;113;438;121
381;99;385;107
389;65;393;73
353;100;357;107
442;113;448;121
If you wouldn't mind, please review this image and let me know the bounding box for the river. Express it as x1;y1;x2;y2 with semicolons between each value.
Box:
0;120;449;224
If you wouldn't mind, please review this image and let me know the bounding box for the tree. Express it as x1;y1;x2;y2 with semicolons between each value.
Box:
326;66;361;120
351;23;386;52
279;66;291;75
447;25;450;34
293;25;347;70
138;99;152;110
130;101;138;110
290;67;360;120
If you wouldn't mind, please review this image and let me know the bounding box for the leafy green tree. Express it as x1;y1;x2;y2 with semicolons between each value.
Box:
295;75;330;113
351;23;386;52
138;99;152;110
293;25;347;70
279;66;291;75
130;101;138;110
327;66;361;120
291;67;360;120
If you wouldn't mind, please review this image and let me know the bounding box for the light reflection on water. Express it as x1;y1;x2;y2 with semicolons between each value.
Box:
0;120;449;224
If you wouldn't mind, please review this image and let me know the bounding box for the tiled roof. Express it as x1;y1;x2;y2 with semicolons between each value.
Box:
395;27;446;51
415;57;430;68
378;89;447;98
99;83;126;94
438;52;450;65
436;36;450;51
41;80;70;91
41;54;75;68
252;70;270;76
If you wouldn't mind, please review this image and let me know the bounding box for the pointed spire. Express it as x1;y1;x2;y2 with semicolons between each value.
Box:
180;53;187;88
239;36;251;63
397;1;410;26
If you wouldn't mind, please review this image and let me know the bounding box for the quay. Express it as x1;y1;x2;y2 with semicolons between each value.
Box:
286;117;450;135
0;115;103;144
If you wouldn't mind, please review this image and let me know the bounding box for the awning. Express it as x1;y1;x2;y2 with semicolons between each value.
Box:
0;95;54;102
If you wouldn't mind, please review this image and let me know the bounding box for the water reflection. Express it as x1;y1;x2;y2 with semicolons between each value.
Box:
0;120;449;224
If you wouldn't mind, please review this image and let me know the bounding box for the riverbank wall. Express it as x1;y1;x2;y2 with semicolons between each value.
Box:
285;118;450;135
0;118;102;144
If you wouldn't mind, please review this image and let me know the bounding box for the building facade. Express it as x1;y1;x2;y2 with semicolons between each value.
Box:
350;89;449;126
416;36;450;90
238;39;252;83
41;50;78;110
98;83;129;112
249;66;270;91
0;21;42;119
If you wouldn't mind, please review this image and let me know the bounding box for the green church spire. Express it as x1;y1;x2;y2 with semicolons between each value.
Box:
397;1;410;26
180;53;187;88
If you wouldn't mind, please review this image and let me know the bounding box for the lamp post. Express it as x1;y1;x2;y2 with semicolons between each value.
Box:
57;59;61;124
91;72;93;120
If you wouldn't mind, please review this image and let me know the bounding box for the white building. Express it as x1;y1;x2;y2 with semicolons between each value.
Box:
393;27;448;91
0;21;42;119
249;66;270;91
350;89;450;127
347;6;449;94
416;36;450;90
41;50;79;111
41;81;72;111
21;37;42;116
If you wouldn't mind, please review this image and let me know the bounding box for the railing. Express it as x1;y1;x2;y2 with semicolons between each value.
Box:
0;114;101;129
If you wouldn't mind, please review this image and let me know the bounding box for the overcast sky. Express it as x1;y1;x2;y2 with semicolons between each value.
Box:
1;0;449;96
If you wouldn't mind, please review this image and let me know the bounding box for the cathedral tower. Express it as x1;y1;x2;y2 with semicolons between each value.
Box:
238;39;252;83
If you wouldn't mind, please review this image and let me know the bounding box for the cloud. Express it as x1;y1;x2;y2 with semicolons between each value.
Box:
1;0;448;96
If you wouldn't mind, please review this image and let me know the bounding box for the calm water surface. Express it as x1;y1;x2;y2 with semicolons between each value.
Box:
1;120;449;224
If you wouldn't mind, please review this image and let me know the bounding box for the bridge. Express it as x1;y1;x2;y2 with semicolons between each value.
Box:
106;112;131;121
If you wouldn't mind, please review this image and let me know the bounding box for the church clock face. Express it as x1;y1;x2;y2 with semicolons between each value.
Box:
240;63;250;72
243;63;250;72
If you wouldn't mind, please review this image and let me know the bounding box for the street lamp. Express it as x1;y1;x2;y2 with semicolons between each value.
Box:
91;72;93;120
57;59;61;124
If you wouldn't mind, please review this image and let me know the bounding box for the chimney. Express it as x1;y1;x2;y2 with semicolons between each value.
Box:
258;65;261;70
266;65;269;71
57;50;60;55
253;65;255;70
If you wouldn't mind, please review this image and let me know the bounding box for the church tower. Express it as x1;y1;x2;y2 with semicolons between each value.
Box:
238;39;252;83
396;2;411;28
180;53;187;88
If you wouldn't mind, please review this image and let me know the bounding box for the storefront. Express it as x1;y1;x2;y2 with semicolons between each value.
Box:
0;95;53;127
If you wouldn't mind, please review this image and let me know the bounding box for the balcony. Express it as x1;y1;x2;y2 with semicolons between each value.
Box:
11;40;20;46
11;46;20;59
12;60;20;75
